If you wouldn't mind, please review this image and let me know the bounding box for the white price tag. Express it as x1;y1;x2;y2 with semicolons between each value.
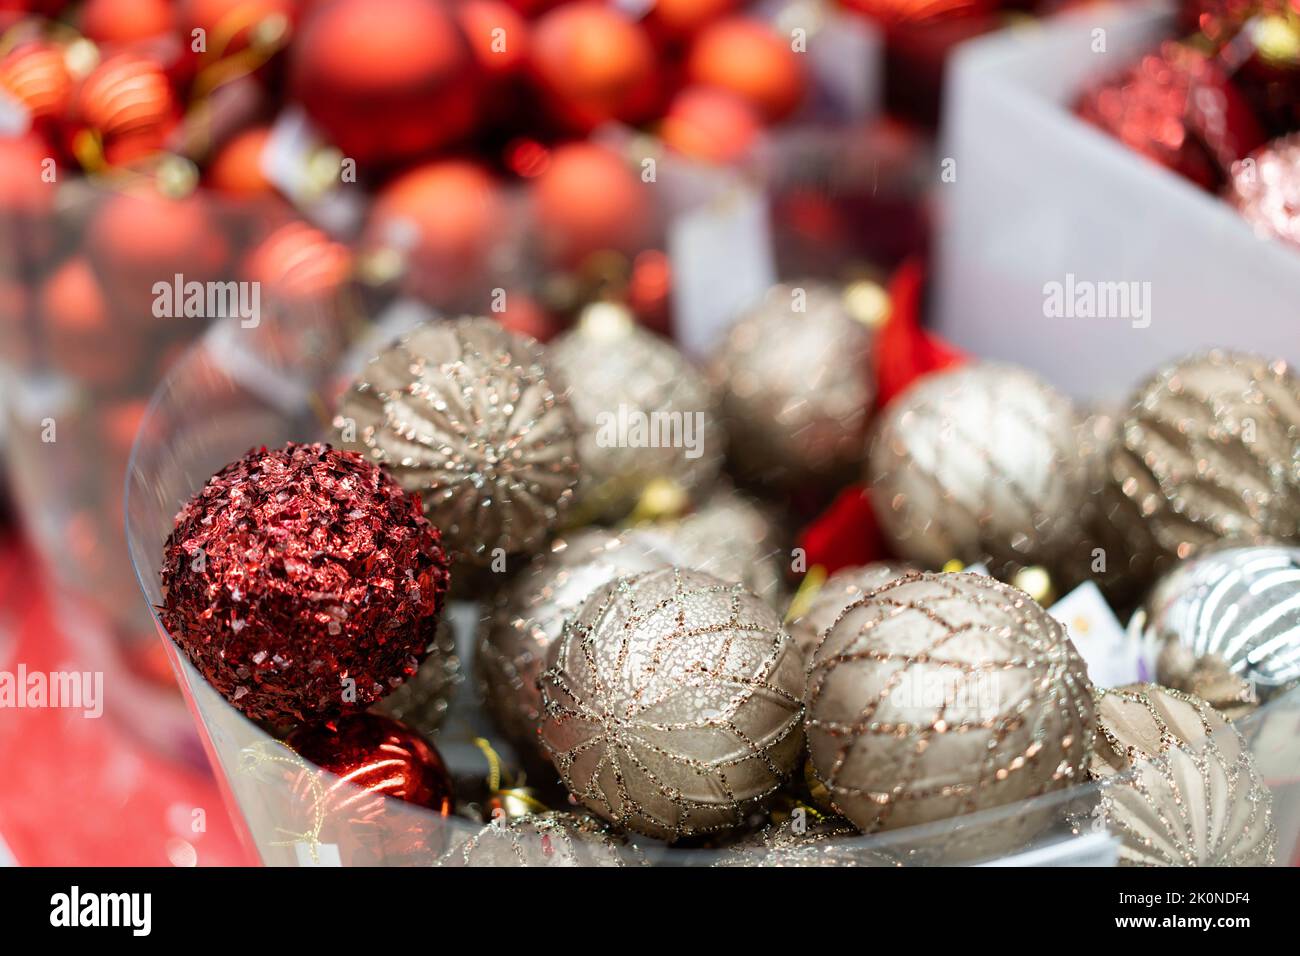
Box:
263;108;363;236
1049;581;1140;688
294;842;342;867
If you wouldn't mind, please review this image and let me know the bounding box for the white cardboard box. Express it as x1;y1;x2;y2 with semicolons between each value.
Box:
933;1;1300;401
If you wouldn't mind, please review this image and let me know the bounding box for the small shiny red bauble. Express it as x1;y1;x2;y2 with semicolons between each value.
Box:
73;51;178;166
287;713;454;816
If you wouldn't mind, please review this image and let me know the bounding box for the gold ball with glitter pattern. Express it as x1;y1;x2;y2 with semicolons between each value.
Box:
1105;350;1300;578
334;316;581;565
804;571;1096;856
1086;684;1275;866
867;362;1089;577
549;303;724;521
539;567;806;841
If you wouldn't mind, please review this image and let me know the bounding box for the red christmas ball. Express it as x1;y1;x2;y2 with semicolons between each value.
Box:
646;0;740;40
529;2;656;131
40;257;137;389
1075;41;1265;191
78;0;175;47
490;287;562;342
289;0;481;166
72;51;179;167
287;713;454;815
245;219;352;304
85;189;226;319
660;84;759;164
0;41;73;124
531;142;651;265
0;133;56;267
285;713;454;864
456;0;530;78
160;443;453;725
685;16;807;122
365;159;503;301
206;124;275;196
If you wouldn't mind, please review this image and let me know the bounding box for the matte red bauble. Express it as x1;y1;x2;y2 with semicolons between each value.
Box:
85;189;226;319
686;17;807;122
79;0;174;46
289;0;481;166
531;142;651;265
529;2;656;131
40;257;137;389
365;159;502;302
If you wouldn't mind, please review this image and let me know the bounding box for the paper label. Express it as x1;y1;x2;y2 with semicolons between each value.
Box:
263;108;363;236
294;842;342;867
1050;581;1140;688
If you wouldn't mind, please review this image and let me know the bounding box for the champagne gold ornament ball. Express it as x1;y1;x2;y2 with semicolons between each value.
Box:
1087;684;1275;866
786;562;914;657
1106;350;1300;575
437;811;645;867
549;303;724;521
373;619;461;737
539;567;806;841
805;571;1096;856
654;485;787;608
714;814;902;867
708;280;877;488
335;317;581;565
475;528;674;755
867;362;1089;577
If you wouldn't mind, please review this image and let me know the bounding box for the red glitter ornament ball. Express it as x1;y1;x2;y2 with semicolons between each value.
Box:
287;713;454;816
159;442;452;724
1075;41;1265;190
289;0;481;166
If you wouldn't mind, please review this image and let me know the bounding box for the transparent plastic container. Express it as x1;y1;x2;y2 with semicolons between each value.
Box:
123;284;1300;865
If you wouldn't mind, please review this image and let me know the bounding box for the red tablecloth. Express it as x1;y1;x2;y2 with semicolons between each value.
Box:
0;531;252;866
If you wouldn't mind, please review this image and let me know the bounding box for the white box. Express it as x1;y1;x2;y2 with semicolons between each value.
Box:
933;1;1300;401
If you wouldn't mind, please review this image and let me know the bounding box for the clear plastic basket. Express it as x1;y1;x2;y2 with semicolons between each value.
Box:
122;282;1300;866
